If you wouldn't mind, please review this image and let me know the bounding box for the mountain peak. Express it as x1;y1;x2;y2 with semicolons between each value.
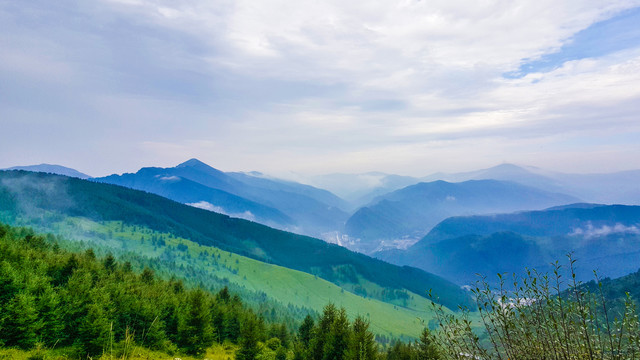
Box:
486;163;527;172
176;158;212;169
174;158;228;179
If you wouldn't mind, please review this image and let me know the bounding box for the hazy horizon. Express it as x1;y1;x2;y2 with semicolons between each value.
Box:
4;158;640;182
2;1;640;177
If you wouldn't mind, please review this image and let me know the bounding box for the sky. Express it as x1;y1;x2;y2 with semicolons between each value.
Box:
1;0;640;178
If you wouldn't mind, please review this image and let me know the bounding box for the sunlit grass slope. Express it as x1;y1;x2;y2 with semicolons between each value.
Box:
24;216;447;338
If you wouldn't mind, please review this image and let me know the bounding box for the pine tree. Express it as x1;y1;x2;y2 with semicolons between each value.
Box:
178;288;214;355
103;253;117;273
223;306;241;342
35;285;64;347
217;286;231;303
348;316;377;360
141;267;155;284
271;323;289;346
1;293;39;349
236;315;260;360
299;314;314;344
53;254;78;287
311;304;337;360
323;307;350;360
416;328;440;360
386;342;414;360
77;298;112;356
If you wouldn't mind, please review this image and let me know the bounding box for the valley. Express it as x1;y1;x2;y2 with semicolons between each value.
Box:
1;161;639;359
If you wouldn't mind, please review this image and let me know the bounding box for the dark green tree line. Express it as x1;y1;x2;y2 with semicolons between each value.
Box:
0;223;284;358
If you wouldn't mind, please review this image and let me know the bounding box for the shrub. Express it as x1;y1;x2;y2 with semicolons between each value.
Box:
431;255;640;360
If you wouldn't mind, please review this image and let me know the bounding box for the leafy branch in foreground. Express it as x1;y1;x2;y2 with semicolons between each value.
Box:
430;255;640;360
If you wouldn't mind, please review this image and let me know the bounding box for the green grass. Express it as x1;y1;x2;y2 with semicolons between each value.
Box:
0;344;237;360
13;214;450;339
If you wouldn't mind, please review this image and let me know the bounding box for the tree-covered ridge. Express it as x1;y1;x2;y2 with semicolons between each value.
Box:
23;215;440;339
0;222;278;357
0;222;443;360
577;268;640;316
0;170;472;311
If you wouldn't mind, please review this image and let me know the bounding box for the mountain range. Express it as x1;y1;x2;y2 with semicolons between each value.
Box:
0;169;472;314
308;163;640;208
376;203;640;285
5;161;639;257
93;159;350;238
421;163;640;205
343;179;579;253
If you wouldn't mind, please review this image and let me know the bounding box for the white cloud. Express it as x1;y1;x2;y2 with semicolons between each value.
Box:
156;175;180;181
1;0;640;176
570;222;640;238
186;201;256;221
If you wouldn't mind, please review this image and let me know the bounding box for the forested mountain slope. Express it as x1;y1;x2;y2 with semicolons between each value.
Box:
0;170;471;311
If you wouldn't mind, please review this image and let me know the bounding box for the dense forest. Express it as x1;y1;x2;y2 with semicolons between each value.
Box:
0;222;440;359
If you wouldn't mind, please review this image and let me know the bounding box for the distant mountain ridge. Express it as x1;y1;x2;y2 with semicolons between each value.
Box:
421;163;640;205
3;164;91;179
94;159;350;238
376;203;640;285
95;168;293;227
344;179;580;252
308;172;420;208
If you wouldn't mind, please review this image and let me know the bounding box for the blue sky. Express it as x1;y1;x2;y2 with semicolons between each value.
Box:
510;6;640;77
1;0;640;178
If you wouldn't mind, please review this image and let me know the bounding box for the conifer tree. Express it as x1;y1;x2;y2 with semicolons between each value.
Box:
1;293;39;349
78;298;112;356
103;253;116;273
386;342;414;360
223;306;242;341
323;307;350;360
348;316;377;360
299;314;314;344
311;304;337;360
178;288;214;355
35;285;64;347
236;315;260;360
416;328;440;360
140;267;155;284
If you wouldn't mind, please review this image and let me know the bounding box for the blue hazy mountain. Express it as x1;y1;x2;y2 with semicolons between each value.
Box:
4;164;91;179
422;163;640;205
309;172;421;209
345;179;580;251
376;204;640;285
227;171;348;210
94;167;293;227
95;159;349;237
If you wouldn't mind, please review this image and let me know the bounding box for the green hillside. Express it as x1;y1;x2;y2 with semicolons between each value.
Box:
0;170;472;339
1;222;415;360
37;216;442;338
